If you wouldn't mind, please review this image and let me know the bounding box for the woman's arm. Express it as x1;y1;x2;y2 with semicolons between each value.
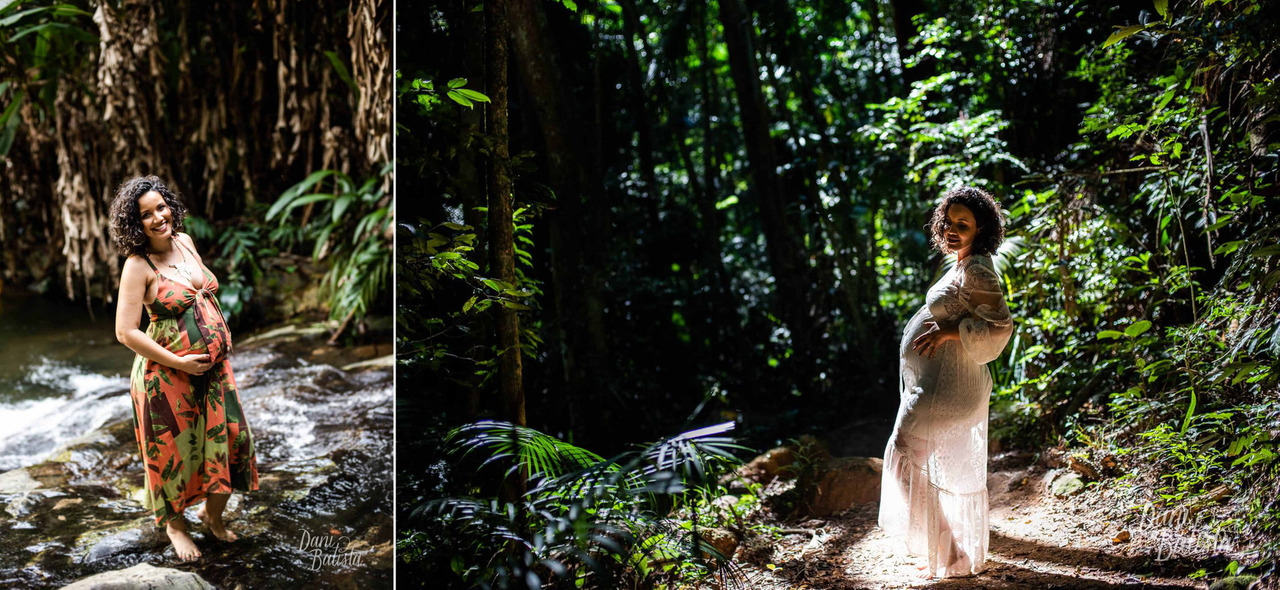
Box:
956;259;1013;364
115;256;211;375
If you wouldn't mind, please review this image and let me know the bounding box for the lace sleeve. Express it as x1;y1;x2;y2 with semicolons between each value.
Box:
956;256;1012;364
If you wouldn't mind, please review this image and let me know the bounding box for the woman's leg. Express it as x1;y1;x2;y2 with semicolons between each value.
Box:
166;516;202;560
889;432;940;576
196;493;239;542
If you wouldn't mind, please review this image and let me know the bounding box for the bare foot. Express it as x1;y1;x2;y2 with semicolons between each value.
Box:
913;562;934;579
196;506;239;542
166;520;202;561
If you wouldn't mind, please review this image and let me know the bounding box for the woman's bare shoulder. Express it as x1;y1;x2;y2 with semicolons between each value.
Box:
175;232;202;255
122;253;146;269
120;254;154;281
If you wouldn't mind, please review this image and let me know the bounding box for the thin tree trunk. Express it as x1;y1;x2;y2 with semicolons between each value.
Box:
616;0;662;224
486;0;525;427
888;0;935;87
462;0;488;419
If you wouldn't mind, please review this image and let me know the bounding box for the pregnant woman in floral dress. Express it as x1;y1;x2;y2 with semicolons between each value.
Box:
877;186;1013;578
111;176;258;561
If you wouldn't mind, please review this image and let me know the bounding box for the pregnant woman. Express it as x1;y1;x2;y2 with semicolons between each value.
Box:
877;186;1013;578
111;176;259;561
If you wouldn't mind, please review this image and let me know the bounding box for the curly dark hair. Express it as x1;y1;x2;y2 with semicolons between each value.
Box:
108;175;188;258
928;185;1004;257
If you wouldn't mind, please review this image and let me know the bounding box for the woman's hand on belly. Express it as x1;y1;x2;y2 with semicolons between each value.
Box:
911;321;959;359
176;353;213;376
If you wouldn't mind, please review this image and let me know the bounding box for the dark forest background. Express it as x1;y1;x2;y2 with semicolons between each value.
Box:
398;0;1278;586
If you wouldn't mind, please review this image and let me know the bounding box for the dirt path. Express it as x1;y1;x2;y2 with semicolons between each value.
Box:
728;451;1235;589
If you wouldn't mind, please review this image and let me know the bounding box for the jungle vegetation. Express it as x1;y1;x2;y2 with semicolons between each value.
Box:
401;0;1276;587
0;0;392;335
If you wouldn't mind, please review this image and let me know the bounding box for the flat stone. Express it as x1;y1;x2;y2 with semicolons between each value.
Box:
59;562;214;590
53;498;84;510
76;524;161;564
0;468;41;494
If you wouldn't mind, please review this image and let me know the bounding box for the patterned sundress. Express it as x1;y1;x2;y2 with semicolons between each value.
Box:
128;238;259;525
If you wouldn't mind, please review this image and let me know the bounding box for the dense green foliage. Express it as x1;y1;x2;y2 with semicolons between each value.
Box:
266;165;395;325
400;0;1278;586
185;165;395;332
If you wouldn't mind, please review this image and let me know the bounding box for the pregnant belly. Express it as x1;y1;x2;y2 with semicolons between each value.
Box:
899;306;946;357
898;306;972;395
189;296;233;364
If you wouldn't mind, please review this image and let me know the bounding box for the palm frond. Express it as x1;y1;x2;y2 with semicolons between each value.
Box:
407;421;750;589
448;420;607;484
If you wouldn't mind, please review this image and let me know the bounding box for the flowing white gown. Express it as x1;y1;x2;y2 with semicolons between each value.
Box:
877;253;1012;578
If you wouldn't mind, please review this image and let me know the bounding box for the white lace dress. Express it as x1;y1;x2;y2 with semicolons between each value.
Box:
877;254;1012;578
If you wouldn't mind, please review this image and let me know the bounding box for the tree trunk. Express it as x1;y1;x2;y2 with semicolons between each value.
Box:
462;0;488;419
694;2;736;304
717;0;820;392
506;0;610;440
888;0;935;87
486;0;525;427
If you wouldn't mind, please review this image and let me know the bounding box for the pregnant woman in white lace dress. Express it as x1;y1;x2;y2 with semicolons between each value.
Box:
878;186;1013;579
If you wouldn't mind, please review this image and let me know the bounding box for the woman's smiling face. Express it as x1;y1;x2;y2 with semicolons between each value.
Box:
137;190;172;241
943;203;979;256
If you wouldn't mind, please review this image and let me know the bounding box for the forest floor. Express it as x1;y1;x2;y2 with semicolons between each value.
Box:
725;421;1251;589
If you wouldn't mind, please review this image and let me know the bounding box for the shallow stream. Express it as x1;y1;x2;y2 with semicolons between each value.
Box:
0;293;393;588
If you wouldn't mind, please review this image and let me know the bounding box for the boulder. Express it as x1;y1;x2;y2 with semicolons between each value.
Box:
802;457;883;516
1049;471;1084;497
736;446;797;486
1208;575;1259;590
733;435;832;487
698;527;738;560
60;563;213;590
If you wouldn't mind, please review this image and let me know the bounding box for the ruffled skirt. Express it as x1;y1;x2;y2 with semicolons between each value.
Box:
878;309;993;578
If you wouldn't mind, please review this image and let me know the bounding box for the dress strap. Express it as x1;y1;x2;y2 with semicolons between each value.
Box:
173;235;196;258
140;252;160;273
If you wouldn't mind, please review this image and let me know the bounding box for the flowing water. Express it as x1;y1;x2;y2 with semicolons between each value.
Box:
0;294;135;472
0;293;394;588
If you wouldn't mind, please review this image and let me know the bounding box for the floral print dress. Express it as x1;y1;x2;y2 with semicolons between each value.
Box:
129;239;258;524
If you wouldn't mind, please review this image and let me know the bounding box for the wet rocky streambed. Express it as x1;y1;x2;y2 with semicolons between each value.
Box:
0;323;393;589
